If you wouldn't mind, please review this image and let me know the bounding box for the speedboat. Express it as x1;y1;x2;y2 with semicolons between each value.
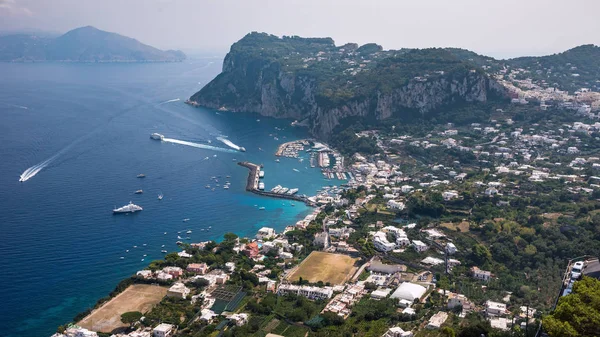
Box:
186;230;192;234
134;190;143;194
158;193;163;200
224;185;229;189
113;202;143;213
259;206;265;210
150;133;164;141
183;218;190;222
137;174;145;178
161;250;167;253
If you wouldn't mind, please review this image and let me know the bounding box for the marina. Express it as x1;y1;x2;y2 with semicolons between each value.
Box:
237;161;314;206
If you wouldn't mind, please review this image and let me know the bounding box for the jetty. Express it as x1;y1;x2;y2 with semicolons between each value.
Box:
237;162;314;206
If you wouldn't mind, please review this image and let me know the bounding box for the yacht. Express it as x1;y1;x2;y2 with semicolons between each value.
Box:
150;133;164;141
134;189;143;194
271;185;282;193
113;202;143;214
287;188;299;195
158;193;163;200
279;187;289;194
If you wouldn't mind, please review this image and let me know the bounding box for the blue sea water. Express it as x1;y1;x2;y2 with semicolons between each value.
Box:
0;60;332;337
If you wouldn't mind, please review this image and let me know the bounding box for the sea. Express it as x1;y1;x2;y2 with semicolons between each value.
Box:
0;60;333;337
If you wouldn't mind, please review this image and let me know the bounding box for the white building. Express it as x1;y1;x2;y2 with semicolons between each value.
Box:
373;231;396;252
401;185;414;193
390;282;427;302
443;190;459;201
256;227;275;240
387;200;405;210
167;282;190;299
412;240;428;252
426;311;448;329
383;327;413;337
52;327;99;337
486;300;507;316
153;323;174;337
471;266;492;281
446;242;457;254
313;231;330;248
277;284;333;300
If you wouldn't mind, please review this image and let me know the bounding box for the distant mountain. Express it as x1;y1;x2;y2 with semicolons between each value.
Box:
0;26;185;62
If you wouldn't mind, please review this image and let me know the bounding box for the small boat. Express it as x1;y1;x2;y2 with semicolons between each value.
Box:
293;168;300;172
291;203;296;207
150;133;164;141
226;175;231;178
143;254;147;257
161;250;167;253
208;226;212;229
133;246;138;248
177;235;183;239
186;230;192;234
120;257;124;259
205;185;210;188
142;243;147;246
275;159;280;162
137;174;146;178
141;259;145;262
158;193;163;200
126;250;129;253
224;185;229;189
134;190;143;194
164;232;167;235
183;218;190;222
256;119;260;122
161;244;165;247
176;241;183;245
259;207;265;210
213;154;217;157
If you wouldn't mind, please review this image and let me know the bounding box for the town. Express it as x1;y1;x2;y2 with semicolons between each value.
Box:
54;95;600;337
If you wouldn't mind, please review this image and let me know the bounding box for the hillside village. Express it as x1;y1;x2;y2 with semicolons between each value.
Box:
54;91;600;337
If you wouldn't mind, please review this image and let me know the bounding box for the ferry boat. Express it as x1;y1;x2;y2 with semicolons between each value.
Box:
150;133;164;141
134;189;143;194
113;202;143;214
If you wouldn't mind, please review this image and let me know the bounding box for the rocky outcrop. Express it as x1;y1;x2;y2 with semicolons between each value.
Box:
189;34;506;139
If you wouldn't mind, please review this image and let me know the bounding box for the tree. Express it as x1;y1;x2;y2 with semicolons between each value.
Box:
121;311;143;326
441;326;456;337
544;277;600;337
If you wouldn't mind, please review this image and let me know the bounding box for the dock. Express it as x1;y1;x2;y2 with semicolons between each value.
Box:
237;161;314;206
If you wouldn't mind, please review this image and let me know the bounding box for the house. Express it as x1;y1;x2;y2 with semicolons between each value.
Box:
471;266;492;281
387;200;405;210
256;227;275;240
199;309;217;322
401;185;414;193
225;313;249;326
187;263;208;274
162;266;183;278
313;232;330;249
373;231;396;252
486;300;507;316
383;327;413;337
156;272;173;281
490;317;510;331
196;270;230;286
426;311;448;329
443;190;459;201
277;284;333;300
412;240;428;252
390;282;427;302
485;187;499;196
167;282;190;299
136;270;153;279
448;293;472;311
446;242;457;254
54;327;98;337
153;323;174;337
243;242;259;258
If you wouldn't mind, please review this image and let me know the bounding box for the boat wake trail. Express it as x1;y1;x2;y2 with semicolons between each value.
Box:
19;142;77;182
159;98;180;105
216;136;243;151
163;138;236;153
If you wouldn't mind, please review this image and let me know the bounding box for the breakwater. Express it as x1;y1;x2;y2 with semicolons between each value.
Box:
237;161;315;206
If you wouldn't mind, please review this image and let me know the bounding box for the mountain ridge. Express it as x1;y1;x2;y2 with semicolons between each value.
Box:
0;26;185;62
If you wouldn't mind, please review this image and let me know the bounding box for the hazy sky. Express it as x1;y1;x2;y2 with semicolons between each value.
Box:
1;0;599;58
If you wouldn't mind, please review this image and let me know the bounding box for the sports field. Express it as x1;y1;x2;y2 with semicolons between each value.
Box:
286;251;360;285
78;284;167;333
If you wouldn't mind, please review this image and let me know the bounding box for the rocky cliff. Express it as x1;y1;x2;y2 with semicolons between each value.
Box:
189;33;505;138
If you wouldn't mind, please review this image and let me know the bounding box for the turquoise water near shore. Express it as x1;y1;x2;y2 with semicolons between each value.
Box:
0;61;332;337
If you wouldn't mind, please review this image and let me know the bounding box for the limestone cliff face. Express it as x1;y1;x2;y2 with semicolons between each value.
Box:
189;35;506;139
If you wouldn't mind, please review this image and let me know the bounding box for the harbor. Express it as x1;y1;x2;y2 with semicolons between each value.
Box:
237;161;315;206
